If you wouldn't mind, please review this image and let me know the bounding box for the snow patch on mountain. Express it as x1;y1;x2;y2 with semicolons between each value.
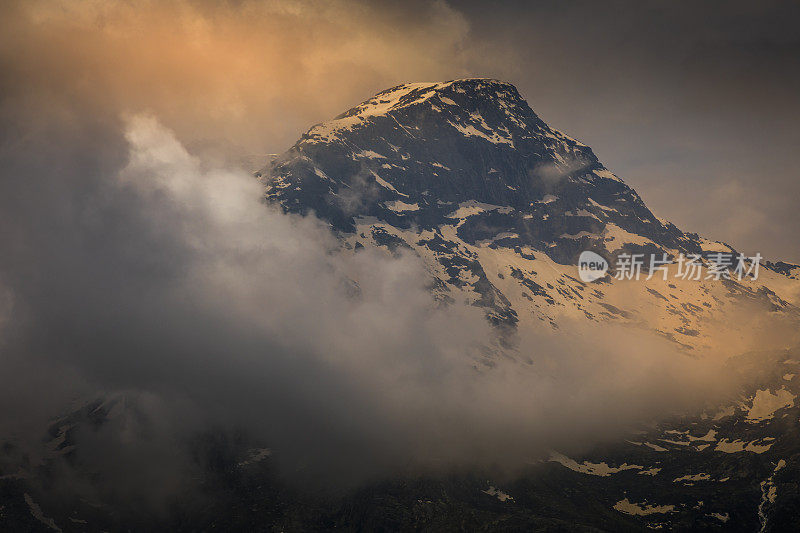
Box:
746;388;796;423
549;452;643;476
614;498;675;516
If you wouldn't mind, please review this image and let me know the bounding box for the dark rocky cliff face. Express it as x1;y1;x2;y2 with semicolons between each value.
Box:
263;78;695;265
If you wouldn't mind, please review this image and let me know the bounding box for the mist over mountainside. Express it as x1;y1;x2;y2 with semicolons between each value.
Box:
3;80;800;532
255;79;800;531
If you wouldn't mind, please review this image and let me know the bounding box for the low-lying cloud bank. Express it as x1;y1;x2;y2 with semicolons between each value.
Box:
0;110;767;499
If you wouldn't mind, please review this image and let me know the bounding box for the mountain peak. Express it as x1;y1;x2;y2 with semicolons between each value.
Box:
266;79;691;263
263;79;797;342
305;78;529;145
367;78;520;104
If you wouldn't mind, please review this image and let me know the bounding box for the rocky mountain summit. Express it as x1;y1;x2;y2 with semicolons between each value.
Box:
262;78;800;349
256;79;800;530
265;78;688;258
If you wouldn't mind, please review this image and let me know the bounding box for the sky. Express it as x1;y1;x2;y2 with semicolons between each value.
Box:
2;0;798;260
0;0;799;503
460;0;800;263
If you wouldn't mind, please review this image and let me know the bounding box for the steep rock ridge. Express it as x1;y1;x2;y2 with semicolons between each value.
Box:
262;79;800;346
265;78;691;260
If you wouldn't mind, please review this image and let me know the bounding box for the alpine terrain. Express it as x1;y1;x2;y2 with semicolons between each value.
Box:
259;78;800;531
4;78;800;531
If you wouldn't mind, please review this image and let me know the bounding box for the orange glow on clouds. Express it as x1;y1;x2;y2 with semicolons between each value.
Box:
1;0;475;154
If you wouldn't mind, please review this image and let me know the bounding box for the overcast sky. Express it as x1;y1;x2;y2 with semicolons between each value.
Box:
458;0;800;262
2;0;798;263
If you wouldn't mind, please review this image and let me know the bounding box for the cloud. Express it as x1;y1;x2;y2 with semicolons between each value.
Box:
0;109;760;499
2;0;798;262
0;0;797;509
0;0;472;157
